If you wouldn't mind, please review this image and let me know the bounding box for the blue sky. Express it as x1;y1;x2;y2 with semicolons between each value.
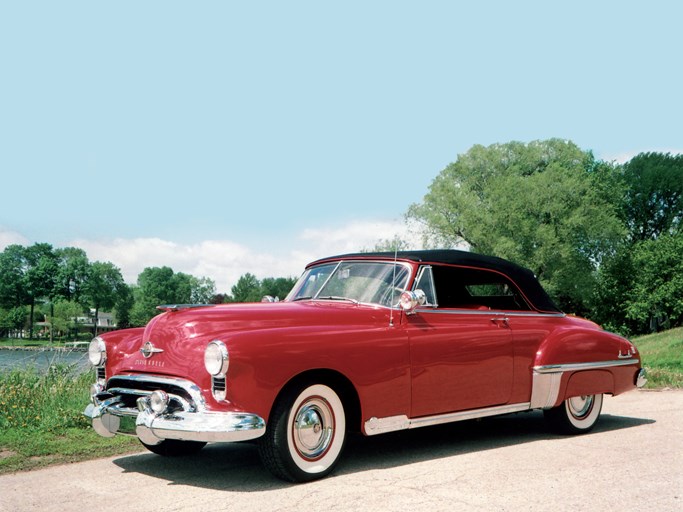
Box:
1;1;681;292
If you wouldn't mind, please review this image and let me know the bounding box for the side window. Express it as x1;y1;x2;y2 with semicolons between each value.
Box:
413;266;438;307
431;265;531;311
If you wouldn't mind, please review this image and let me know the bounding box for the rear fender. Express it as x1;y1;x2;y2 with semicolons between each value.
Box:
530;327;638;409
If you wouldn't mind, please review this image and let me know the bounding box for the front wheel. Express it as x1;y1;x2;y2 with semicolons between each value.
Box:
544;393;603;434
140;439;207;456
258;383;347;482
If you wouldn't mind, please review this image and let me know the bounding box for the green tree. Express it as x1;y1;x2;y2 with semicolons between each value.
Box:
622;152;683;241
0;306;27;337
407;139;625;313
129;267;216;326
51;299;85;337
81;261;125;335
53;247;90;303
363;235;411;253
189;276;216;304
230;273;261;302
0;245;27;309
625;234;683;332
260;277;297;300
114;284;135;329
22;244;59;338
593;152;683;334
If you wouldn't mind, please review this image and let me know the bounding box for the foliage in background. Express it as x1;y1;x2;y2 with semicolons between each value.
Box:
129;266;217;326
407;139;625;315
622;152;683;242
592;152;683;335
225;274;297;303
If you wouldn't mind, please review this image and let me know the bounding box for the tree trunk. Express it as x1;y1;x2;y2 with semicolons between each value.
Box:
94;306;99;336
29;299;35;340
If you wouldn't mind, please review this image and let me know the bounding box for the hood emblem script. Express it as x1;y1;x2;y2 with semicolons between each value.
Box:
140;341;164;359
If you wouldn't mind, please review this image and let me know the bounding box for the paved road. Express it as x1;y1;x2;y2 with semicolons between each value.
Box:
2;390;681;512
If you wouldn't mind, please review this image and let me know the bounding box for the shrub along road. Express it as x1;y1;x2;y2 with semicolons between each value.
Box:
1;389;681;512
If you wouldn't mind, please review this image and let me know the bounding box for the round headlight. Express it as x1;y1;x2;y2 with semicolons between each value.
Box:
204;340;229;376
88;337;107;366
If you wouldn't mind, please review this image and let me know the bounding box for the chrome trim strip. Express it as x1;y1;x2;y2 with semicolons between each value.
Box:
529;372;563;409
533;359;639;374
416;309;566;318
529;358;640;409
364;402;531;436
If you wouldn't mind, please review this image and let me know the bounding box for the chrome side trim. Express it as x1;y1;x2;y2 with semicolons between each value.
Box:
529;358;640;409
529;372;563;409
533;359;639;374
364;402;531;436
416;309;566;318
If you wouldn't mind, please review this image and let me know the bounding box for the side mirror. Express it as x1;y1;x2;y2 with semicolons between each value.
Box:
261;295;279;303
399;289;426;314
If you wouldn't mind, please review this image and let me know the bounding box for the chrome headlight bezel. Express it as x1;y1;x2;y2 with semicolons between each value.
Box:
88;336;107;366
204;340;229;376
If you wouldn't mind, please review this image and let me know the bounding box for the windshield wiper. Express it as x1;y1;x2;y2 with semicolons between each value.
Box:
316;296;359;304
292;296;312;301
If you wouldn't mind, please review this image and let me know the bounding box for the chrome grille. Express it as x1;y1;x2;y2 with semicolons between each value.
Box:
103;374;205;413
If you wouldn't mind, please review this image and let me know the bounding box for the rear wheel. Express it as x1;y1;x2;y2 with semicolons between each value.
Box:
258;382;347;482
544;393;603;434
140;439;207;456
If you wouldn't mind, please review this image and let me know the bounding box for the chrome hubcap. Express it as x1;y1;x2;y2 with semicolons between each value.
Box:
567;395;593;419
293;398;334;460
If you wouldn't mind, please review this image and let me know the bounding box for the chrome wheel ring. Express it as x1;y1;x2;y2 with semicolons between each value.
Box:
567;395;594;419
292;397;335;460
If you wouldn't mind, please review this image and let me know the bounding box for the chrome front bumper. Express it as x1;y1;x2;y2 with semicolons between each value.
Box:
83;375;265;445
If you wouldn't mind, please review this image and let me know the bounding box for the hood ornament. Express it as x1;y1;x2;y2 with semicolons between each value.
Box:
140;341;164;359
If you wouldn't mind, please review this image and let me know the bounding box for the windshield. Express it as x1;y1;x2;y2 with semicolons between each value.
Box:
286;261;411;307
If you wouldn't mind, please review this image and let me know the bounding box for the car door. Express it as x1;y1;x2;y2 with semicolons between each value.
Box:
405;265;516;417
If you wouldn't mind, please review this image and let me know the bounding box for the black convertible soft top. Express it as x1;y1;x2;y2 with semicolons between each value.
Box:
310;249;562;314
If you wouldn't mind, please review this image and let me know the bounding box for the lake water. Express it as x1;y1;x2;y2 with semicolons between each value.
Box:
0;348;91;373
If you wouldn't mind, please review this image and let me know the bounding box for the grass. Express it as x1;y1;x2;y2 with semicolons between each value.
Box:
0;364;140;475
632;327;683;388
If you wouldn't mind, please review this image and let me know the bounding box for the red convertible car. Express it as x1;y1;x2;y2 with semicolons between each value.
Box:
84;250;646;482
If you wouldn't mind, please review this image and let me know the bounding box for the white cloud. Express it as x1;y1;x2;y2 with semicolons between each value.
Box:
299;219;419;254
66;219;423;294
70;237;301;294
600;148;683;164
2;219;426;294
0;228;29;251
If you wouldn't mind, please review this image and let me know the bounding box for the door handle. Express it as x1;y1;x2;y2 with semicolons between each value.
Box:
491;317;510;328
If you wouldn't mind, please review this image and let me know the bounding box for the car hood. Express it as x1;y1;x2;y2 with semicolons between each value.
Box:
114;301;391;377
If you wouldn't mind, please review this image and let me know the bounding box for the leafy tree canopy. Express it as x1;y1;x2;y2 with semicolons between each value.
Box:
130;266;217;326
622;152;683;241
407;139;625;313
